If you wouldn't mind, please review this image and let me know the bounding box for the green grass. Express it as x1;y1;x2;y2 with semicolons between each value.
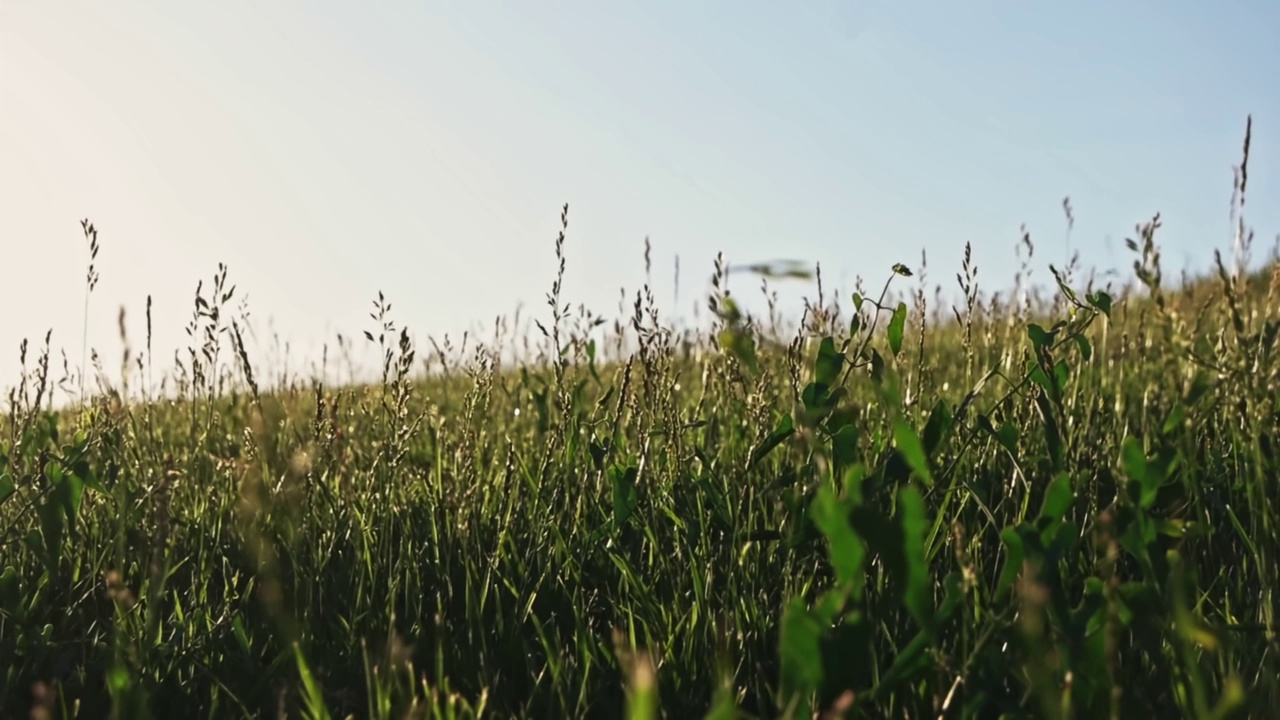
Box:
2;199;1279;718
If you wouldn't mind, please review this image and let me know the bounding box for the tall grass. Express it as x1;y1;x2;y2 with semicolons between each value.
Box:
2;124;1278;718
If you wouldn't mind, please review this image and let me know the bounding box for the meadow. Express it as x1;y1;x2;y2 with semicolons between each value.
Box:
3;161;1279;717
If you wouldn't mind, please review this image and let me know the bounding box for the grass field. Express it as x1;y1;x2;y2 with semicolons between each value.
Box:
3;181;1280;716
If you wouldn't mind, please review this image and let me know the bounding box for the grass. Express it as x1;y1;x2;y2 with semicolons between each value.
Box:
3;138;1279;718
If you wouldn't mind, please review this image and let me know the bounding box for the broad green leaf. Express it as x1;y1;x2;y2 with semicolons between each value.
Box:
921;399;953;456
1027;360;1053;394
72;459;106;494
995;525;1026;602
801;382;827;415
825;405;855;435
1086;290;1112;318
53;463;85;531
1053;359;1070;396
842;463;867;507
984;418;1020;458
1073;333;1092;361
46;460;63;485
813;586;847;626
1162;404;1188;435
1027;323;1052;351
811;484;866;593
869;348;885;385
814;336;843;387
1121;437;1157;509
1038;472;1074;522
831;425;859;476
749;414;795;469
610;463;640;529
892;418;934;487
887;302;908;357
877;366;903;411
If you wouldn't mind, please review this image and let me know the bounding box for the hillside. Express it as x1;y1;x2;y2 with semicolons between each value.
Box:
2;231;1278;719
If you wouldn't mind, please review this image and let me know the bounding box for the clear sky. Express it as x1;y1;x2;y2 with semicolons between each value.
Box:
3;0;1278;397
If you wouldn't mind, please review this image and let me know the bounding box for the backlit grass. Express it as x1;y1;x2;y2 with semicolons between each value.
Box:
3;150;1279;719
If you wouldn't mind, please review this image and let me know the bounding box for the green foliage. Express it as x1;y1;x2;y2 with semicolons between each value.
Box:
2;216;1278;720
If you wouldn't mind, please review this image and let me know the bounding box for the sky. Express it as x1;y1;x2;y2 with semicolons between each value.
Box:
3;0;1278;399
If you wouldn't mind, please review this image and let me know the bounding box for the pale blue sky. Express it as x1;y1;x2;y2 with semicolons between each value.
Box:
3;1;1278;396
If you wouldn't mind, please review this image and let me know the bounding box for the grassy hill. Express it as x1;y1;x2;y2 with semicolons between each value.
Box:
2;222;1278;718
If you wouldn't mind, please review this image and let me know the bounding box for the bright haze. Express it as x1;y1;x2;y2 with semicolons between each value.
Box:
3;0;1278;398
